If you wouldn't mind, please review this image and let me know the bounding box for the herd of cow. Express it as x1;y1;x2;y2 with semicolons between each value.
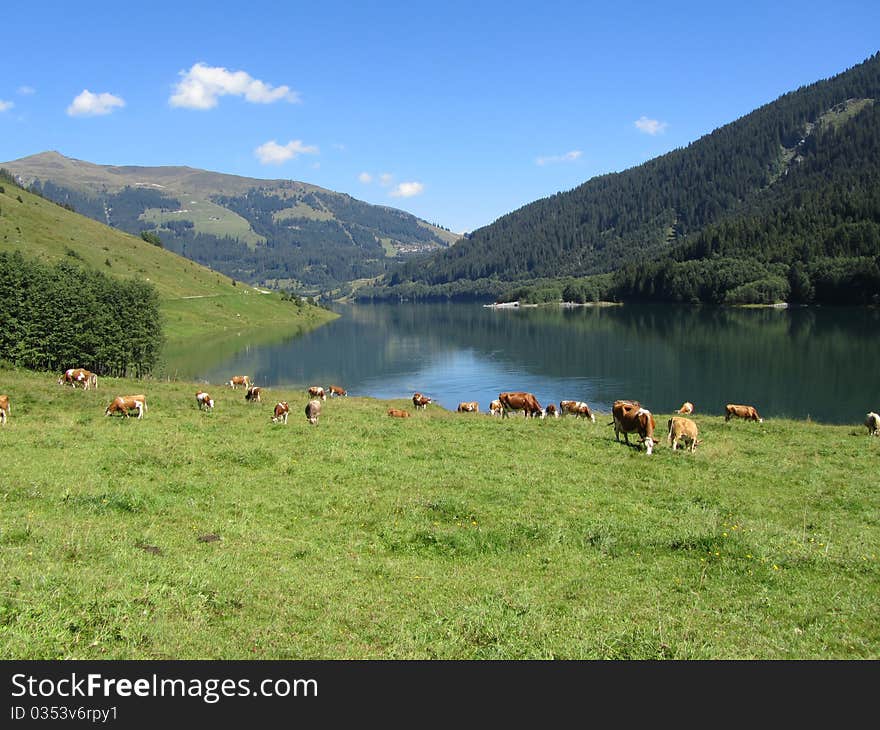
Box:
48;370;346;426
399;390;880;456
1;370;879;455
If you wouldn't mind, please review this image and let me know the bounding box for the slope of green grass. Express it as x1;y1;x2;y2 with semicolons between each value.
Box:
140;199;265;247
0;368;877;659
0;182;337;349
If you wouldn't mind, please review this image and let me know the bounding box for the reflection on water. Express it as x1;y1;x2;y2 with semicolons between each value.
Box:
179;302;880;424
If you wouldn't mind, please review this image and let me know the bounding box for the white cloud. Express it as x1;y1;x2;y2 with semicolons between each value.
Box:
0;100;14;112
536;149;582;166
17;86;35;96
254;139;319;165
634;116;668;135
379;173;393;187
389;181;425;198
170;63;299;109
66;90;125;117
358;172;373;184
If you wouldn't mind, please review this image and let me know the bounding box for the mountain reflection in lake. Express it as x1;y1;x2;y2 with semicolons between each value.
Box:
178;302;880;424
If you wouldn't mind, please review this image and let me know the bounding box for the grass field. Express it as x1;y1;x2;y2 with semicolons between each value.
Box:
0;367;877;659
0;180;338;362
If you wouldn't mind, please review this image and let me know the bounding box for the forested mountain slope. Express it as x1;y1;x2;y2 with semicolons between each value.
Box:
1;152;458;291
370;52;880;304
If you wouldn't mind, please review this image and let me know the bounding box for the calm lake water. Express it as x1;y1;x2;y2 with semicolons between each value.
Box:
177;302;880;425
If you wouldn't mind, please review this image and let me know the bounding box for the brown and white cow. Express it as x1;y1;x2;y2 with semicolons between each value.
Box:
457;401;479;413
865;412;880;436
611;399;656;454
196;391;214;411
677;401;694;414
272;401;290;424
60;368;97;390
725;404;763;423
105;394;147;419
227;375;250;390
329;385;348;397
560;400;596;422
488;399;504;416
544;403;559;418
412;392;432;410
245;386;262;403
388;408;411;418
667;416;700;452
0;394;9;426
308;386;326;401
499;391;544;419
305;399;322;425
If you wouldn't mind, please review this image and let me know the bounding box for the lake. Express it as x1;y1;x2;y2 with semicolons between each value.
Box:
169;301;880;425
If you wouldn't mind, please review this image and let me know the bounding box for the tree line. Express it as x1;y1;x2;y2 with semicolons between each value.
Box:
0;250;163;376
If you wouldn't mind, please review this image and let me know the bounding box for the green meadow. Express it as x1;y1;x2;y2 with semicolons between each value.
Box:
0;180;338;367
0;367;877;659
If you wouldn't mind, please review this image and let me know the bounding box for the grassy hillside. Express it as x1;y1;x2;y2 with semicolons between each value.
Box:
0;179;336;348
0;367;877;659
2;152;459;291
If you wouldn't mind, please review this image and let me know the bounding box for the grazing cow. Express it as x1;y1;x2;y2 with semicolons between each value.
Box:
272;401;290;424
0;394;9;425
245;386;262;403
560;400;596;422
388;408;411;418
329;385;348;397
725;404;763;423
305;399;322;425
60;368;97;390
59;368;80;387
866;412;880;436
677;401;694;414
499;391;544;419
667;417;701;452
457;401;479;413
308;386;326;401
611;400;657;454
227;375;250;390
488;399;504;416
105;394;147;419
412;392;432;410
196;391;214;411
544;403;559;418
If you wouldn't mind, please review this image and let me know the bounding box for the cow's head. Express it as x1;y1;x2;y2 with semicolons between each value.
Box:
641;436;656;455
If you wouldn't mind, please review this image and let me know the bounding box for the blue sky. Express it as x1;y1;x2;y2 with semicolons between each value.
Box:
2;1;879;233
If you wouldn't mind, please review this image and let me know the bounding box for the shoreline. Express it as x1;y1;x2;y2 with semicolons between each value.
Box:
484;300;622;309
